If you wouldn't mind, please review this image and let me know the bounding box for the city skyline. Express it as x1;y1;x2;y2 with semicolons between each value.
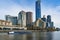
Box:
0;0;60;28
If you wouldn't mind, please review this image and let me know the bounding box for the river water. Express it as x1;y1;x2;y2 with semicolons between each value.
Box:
0;31;60;40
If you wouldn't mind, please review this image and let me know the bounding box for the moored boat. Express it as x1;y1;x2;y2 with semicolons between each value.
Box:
8;31;32;34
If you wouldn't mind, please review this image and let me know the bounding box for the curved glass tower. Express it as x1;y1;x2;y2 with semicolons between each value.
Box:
36;0;41;20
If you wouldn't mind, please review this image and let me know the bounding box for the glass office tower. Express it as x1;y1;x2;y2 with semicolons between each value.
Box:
47;15;51;23
36;0;41;20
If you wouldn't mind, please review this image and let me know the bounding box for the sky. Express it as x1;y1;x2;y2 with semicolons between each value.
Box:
0;0;60;28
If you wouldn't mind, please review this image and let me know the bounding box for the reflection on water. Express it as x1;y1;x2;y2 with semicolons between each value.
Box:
0;31;60;40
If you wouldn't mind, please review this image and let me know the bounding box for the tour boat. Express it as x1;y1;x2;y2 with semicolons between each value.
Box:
8;31;32;34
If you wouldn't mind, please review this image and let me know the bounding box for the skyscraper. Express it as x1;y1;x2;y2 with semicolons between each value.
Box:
26;12;32;26
18;11;26;27
5;15;18;25
47;15;51;23
36;0;41;20
50;22;54;27
47;15;52;27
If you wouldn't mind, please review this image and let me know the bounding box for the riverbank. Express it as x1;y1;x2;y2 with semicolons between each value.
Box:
0;30;59;33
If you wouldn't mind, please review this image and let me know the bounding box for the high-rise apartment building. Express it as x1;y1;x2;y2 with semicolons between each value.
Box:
26;12;32;26
18;11;26;27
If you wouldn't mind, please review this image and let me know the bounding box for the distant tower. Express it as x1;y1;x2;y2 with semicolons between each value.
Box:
26;12;32;26
47;15;52;27
41;15;46;22
50;22;54;27
36;0;41;20
43;15;45;18
47;15;51;23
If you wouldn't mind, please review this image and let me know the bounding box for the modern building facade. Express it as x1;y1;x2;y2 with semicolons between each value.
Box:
46;22;54;28
50;22;54;27
5;15;18;25
47;15;51;23
34;18;46;28
26;12;32;26
18;11;26;27
41;15;46;22
46;15;54;27
46;22;50;28
36;0;41;20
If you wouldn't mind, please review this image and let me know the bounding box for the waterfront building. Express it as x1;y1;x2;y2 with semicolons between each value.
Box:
18;11;26;27
36;0;41;20
47;15;51;23
47;15;54;28
46;22;54;28
41;15;46;22
34;18;46;28
0;20;12;26
26;12;32;27
46;22;50;28
5;15;18;25
50;22;54;27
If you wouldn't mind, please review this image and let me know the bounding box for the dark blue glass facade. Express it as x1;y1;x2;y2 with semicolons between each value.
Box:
50;22;54;27
47;15;51;23
36;0;41;20
41;18;46;22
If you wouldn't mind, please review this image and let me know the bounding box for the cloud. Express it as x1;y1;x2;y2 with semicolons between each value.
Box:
0;1;35;21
